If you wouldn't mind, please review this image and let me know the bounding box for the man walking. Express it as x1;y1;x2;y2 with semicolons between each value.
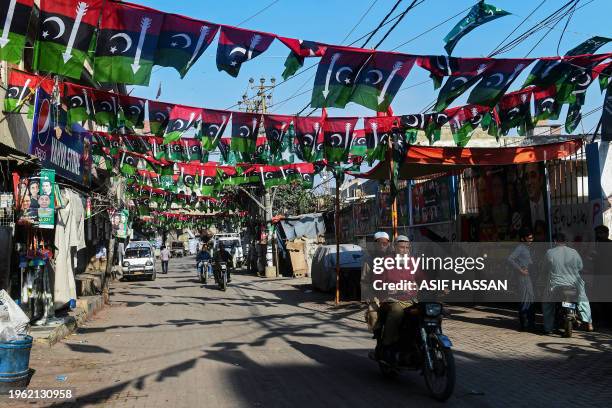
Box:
508;227;536;331
160;245;171;274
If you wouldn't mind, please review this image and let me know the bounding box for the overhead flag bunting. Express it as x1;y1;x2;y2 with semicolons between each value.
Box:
147;100;173;136
200;109;230;151
467;58;533;107
349;129;367;158
352;52;417;111
311;47;373;108
118;94;146;129
230;111;261;154
3;70;54;113
364;116;398;163
163;105;201;144
94;1;164;85
278;36;327;80
443;0;510;55
216;26;275;77
496;88;533;136
434;59;492;111
533;86;561;123
263;114;293;154
294;116;324;163
92;89;119;127
154;14;219;78
323;116;359;162
33;0;103;79
64;82;95;124
0;0;33;64
445;104;490;146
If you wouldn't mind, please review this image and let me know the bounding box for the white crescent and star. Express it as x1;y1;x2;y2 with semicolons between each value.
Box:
303;134;314;146
540;97;555;111
336;67;353;84
170;33;192;49
239;125;250;137
43;16;65;39
230;47;247;56
155;112;167;122
403;115;421;128
70;95;84;107
173;119;185;130
207;124;220;136
100;101;113;111
109;33;133;53
450;76;468;91
486;73;505;87
330;133;343;146
367;69;383;85
7;87;19;98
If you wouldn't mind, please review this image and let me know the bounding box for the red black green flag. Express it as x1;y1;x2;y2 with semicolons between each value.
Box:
163;105;201;144
434;59;492;111
602;86;612;141
352;52;416;111
182;138;203;163
533;86;561;123
119;150;141;175
200;109;230;151
154;14;219;78
92;89;119;127
364;116;401;163
147;100;172;136
349;129;367;158
197;165;218;196
64;82;95;124
294;116;324;163
0;0;33;64
94;1;164;85
417;55;491;90
4;70;54;113
216;26;275;78
323;116;359;163
496;89;533;136
258;165;287;188
467;58;533;107
118;94;146;129
278;36;327;80
292;162;315;188
445;104;491;146
311;47;373;109
33;0;102;79
230;111;261;154
263;114;293;154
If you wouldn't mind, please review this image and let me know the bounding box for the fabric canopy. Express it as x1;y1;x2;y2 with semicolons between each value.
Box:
352;138;583;180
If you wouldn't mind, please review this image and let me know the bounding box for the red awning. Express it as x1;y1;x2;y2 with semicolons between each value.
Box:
352;138;583;180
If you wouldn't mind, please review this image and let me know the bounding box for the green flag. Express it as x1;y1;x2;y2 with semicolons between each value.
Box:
444;1;510;55
0;0;34;64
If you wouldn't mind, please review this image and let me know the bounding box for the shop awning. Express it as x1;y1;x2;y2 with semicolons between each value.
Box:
351;138;583;180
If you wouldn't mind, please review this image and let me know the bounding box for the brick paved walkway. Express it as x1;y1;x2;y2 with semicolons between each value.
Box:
4;257;612;407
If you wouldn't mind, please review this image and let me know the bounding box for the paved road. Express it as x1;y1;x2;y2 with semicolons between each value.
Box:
8;256;612;407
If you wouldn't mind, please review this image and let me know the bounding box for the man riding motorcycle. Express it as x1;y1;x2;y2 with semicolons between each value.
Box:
213;243;233;283
196;245;212;282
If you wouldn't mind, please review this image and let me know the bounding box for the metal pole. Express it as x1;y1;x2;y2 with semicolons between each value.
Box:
335;175;341;305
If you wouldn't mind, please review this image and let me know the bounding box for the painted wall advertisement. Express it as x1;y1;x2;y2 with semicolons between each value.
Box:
411;177;454;225
14;169;56;229
30;88;92;187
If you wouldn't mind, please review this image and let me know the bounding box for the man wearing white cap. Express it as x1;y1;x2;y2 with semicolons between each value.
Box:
361;231;392;301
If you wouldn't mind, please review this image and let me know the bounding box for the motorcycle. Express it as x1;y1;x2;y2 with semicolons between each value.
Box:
213;261;228;291
553;285;578;338
369;302;455;402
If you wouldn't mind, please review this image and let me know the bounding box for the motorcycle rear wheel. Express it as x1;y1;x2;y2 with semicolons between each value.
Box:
424;344;455;402
564;319;573;338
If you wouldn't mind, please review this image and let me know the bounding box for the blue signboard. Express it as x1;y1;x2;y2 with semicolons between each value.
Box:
30;88;92;186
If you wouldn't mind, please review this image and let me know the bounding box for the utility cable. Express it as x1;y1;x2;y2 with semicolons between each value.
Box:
488;0;547;57
556;0;580;56
341;0;380;44
236;0;281;27
360;0;404;48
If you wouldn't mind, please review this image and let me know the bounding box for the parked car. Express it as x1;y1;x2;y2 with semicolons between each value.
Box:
122;241;156;281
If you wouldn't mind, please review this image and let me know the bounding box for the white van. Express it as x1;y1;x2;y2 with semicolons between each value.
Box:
122;241;156;280
213;233;244;268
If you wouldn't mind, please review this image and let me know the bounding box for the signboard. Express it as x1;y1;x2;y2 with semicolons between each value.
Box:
111;209;129;239
30;88;92;186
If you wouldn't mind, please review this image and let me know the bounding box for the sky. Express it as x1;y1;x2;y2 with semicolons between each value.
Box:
130;0;612;137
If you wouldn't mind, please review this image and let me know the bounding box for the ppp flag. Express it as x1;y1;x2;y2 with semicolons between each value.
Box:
216;26;275;78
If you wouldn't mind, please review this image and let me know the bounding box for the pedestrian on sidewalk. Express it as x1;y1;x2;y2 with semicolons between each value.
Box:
508;227;535;331
542;232;593;334
95;241;108;273
160;245;171;274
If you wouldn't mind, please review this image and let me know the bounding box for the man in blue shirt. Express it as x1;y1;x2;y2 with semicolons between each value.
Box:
196;245;213;281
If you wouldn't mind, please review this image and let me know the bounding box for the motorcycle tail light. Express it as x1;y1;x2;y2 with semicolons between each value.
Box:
425;303;442;317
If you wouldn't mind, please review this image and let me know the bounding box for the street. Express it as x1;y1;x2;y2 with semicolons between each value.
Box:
9;256;612;408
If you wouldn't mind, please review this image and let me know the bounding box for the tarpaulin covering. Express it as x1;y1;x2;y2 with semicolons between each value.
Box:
279;213;326;241
352;138;583;180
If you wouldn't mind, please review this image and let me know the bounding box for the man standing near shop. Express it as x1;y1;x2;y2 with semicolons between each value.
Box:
524;163;546;231
160;245;171;274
